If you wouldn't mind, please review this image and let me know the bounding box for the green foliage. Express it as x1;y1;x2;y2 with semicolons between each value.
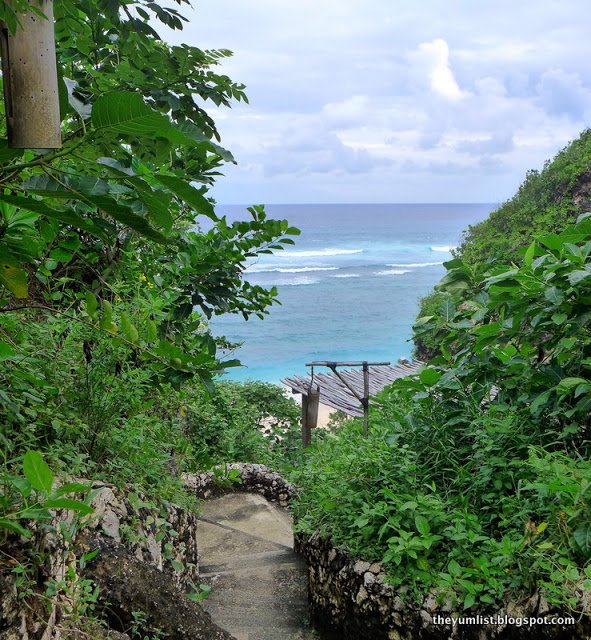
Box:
170;380;301;469
293;217;591;612
412;290;453;360
0;308;299;502
414;130;591;360
0;0;299;387
0;0;301;493
1;450;92;540
457;129;591;266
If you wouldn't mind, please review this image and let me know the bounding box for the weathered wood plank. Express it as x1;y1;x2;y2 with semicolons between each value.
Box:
282;360;422;417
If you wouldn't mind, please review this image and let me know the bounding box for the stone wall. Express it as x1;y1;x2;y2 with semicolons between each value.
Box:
1;465;297;639
84;481;199;587
184;462;297;507
295;531;591;640
0;481;200;640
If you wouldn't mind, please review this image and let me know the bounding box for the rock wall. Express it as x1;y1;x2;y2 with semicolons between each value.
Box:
184;462;297;507
84;480;199;588
0;481;203;640
1;465;299;640
295;531;591;640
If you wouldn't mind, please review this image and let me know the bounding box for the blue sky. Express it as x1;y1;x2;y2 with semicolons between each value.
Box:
167;1;591;204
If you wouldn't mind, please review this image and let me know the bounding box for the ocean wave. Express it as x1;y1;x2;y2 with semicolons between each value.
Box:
374;269;411;276
278;276;319;286
280;248;363;258
332;274;360;279
387;261;443;268
430;245;456;253
248;266;338;274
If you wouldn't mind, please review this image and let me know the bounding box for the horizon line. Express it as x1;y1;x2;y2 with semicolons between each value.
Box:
214;201;499;206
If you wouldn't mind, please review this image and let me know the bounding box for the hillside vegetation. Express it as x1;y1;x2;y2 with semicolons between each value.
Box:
414;130;591;360
458;129;591;266
293;151;591;618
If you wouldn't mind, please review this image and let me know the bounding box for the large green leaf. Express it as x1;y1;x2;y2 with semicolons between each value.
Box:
0;249;28;298
419;368;442;387
415;514;431;536
127;178;173;230
44;498;94;515
154;174;217;220
85;195;168;243
92;92;173;136
21;176;167;241
544;286;564;305
556;377;589;396
23;450;53;494
439;298;455;322
573;522;591;557
0;342;17;360
91;93;230;159
0;518;32;538
93;92;206;148
23;175;111;197
0;194;100;235
568;265;591;285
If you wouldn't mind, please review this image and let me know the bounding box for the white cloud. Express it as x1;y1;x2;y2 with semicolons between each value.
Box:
162;0;591;203
416;39;467;101
536;68;591;119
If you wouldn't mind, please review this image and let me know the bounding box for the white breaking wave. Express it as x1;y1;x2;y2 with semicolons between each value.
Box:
249;266;338;274
430;245;456;253
387;261;442;268
280;248;363;258
332;273;360;279
278;276;319;286
374;269;411;276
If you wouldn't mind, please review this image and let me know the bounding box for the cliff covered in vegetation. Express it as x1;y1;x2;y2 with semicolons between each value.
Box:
458;129;591;265
293;134;591;637
414;129;591;360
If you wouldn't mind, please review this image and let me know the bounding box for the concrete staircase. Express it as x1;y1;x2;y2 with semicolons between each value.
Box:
196;493;319;640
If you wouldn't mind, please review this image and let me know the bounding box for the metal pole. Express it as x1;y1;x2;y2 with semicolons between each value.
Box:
1;0;61;148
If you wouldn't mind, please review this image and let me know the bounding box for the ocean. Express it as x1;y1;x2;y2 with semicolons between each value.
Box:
212;203;495;383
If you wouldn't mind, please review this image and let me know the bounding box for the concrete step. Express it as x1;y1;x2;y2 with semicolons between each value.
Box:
212;627;319;640
200;548;299;575
196;492;318;640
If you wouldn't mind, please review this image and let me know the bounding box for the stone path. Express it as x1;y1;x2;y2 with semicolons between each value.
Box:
196;493;320;640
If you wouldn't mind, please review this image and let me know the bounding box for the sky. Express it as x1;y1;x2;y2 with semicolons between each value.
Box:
165;1;591;204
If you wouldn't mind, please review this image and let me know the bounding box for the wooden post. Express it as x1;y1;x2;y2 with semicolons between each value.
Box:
0;0;61;148
301;387;320;447
362;361;369;435
301;393;310;447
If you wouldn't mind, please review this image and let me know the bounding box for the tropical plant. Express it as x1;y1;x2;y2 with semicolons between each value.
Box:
293;214;591;612
0;0;299;390
1;450;92;540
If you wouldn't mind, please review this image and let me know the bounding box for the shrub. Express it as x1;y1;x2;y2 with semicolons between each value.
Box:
293;214;591;612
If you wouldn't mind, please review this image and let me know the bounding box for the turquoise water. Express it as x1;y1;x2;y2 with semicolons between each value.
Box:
212;203;495;383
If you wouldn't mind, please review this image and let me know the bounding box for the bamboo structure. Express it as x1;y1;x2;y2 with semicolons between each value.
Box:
284;360;422;418
284;360;423;446
1;0;61;148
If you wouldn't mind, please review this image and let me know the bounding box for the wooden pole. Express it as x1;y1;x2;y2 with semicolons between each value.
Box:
0;0;61;148
301;387;320;447
362;361;369;435
301;393;311;447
